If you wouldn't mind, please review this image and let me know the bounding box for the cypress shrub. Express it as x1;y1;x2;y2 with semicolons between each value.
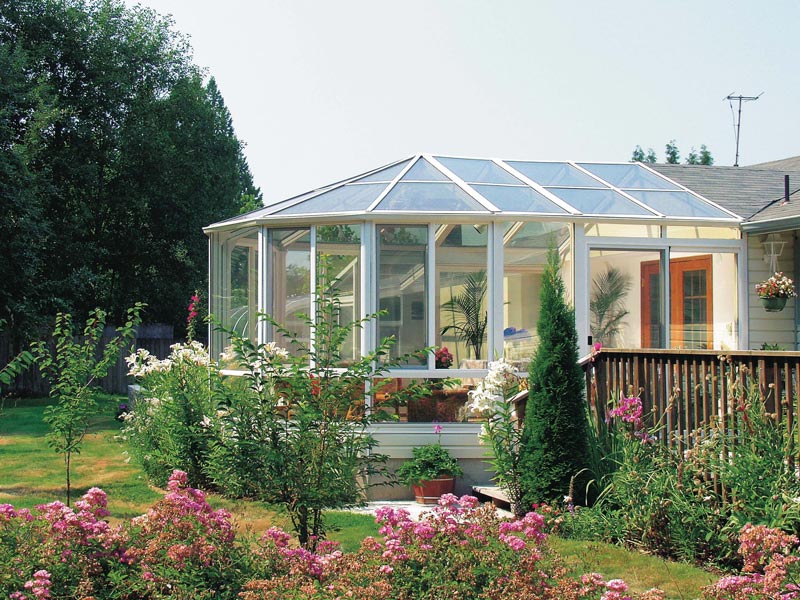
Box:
520;245;590;506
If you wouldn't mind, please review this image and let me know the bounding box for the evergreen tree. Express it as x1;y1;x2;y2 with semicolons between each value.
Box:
520;246;589;505
665;140;680;164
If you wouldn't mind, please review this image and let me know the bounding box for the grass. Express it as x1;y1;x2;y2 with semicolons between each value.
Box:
552;537;716;599
0;394;378;551
0;394;717;596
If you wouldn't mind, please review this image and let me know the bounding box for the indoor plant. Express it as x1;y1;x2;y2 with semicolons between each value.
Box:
755;271;797;312
441;271;488;360
396;426;464;503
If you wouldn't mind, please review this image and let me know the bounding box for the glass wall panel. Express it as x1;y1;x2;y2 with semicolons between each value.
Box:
377;226;427;364
271;228;311;355
668;251;738;350
316;225;361;365
504;222;571;366
372;378;471;423
584;223;661;237
436;225;489;367
589;249;664;349
223;229;259;345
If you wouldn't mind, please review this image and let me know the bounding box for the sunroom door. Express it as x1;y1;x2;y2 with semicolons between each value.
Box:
641;255;712;349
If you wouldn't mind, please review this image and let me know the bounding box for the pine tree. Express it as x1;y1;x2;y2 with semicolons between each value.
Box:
520;246;589;505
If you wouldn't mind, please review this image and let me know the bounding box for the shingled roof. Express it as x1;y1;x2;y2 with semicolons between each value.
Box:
650;164;800;225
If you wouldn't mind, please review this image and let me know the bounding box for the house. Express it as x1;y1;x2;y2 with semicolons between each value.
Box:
204;154;799;498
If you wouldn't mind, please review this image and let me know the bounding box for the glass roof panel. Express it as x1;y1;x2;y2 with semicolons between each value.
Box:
547;188;654;216
353;159;413;183
505;221;571;248
435;157;523;185
625;190;733;218
275;183;387;215
578;163;679;190
374;183;487;212
471;184;567;213
505;161;605;187
400;158;450;181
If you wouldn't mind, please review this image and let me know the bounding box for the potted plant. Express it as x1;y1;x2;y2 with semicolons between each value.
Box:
755;272;797;312
396;426;464;503
441;271;488;360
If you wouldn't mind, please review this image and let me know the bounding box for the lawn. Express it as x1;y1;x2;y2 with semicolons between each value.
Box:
0;394;716;598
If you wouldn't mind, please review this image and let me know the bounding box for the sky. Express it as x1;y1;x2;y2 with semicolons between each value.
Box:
124;0;800;204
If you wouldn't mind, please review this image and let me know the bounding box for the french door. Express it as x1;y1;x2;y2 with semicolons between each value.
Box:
641;255;712;349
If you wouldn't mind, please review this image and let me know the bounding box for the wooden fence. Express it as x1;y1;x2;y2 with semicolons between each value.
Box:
0;327;179;396
583;348;800;455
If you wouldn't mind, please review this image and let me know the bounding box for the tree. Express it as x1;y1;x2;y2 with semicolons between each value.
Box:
0;1;260;343
631;145;656;164
665;140;680;164
631;142;713;165
31;304;144;505
206;258;431;549
520;247;589;506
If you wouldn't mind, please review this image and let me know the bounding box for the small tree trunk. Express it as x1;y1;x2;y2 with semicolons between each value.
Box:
65;451;71;507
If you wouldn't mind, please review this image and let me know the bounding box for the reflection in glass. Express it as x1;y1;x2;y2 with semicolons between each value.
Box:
625;190;733;219
372;378;471;423
276;183;386;215
437;225;488;365
471;185;567;213
317;225;361;365
354;159;413;183
589;249;663;349
226;230;259;343
435;157;523;185
505;161;605;187
548;188;654;216
503;222;571;364
378;226;427;364
376;183;486;212
578;163;679;190
271;228;311;355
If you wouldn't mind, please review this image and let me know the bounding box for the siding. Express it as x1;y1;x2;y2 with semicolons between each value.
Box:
747;232;797;350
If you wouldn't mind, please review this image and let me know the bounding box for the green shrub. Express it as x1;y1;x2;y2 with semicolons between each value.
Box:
566;361;800;568
521;246;590;506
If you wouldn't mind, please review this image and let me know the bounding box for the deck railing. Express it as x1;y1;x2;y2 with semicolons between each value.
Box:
582;348;800;456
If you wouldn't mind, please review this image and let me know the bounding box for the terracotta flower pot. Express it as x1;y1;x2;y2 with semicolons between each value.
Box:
412;476;456;504
761;296;788;312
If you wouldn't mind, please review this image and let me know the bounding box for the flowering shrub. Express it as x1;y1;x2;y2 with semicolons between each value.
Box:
755;271;797;298
242;494;665;599
123;341;219;488
467;358;528;515
570;362;800;568
12;476;800;599
702;523;800;599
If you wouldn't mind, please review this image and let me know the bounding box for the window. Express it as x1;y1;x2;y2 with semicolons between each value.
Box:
377;226;427;364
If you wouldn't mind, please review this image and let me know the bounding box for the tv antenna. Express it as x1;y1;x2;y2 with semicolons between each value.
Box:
725;92;763;166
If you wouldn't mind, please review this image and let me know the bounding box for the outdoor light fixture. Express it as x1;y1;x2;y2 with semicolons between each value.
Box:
762;234;786;273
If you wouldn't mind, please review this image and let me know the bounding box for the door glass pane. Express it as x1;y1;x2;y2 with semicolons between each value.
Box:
669;252;738;350
589;249;664;349
271;228;311;356
437;225;488;367
316;225;361;365
378;225;427;365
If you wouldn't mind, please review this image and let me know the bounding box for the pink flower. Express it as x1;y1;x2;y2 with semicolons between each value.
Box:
433;424;443;435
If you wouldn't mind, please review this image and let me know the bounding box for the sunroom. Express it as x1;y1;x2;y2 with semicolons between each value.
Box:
204;154;743;494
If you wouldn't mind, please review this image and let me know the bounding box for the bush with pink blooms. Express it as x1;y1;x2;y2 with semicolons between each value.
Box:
242;494;666;600
7;470;800;599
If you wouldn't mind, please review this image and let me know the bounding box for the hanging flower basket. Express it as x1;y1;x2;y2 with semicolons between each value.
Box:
755;272;796;313
761;296;788;312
